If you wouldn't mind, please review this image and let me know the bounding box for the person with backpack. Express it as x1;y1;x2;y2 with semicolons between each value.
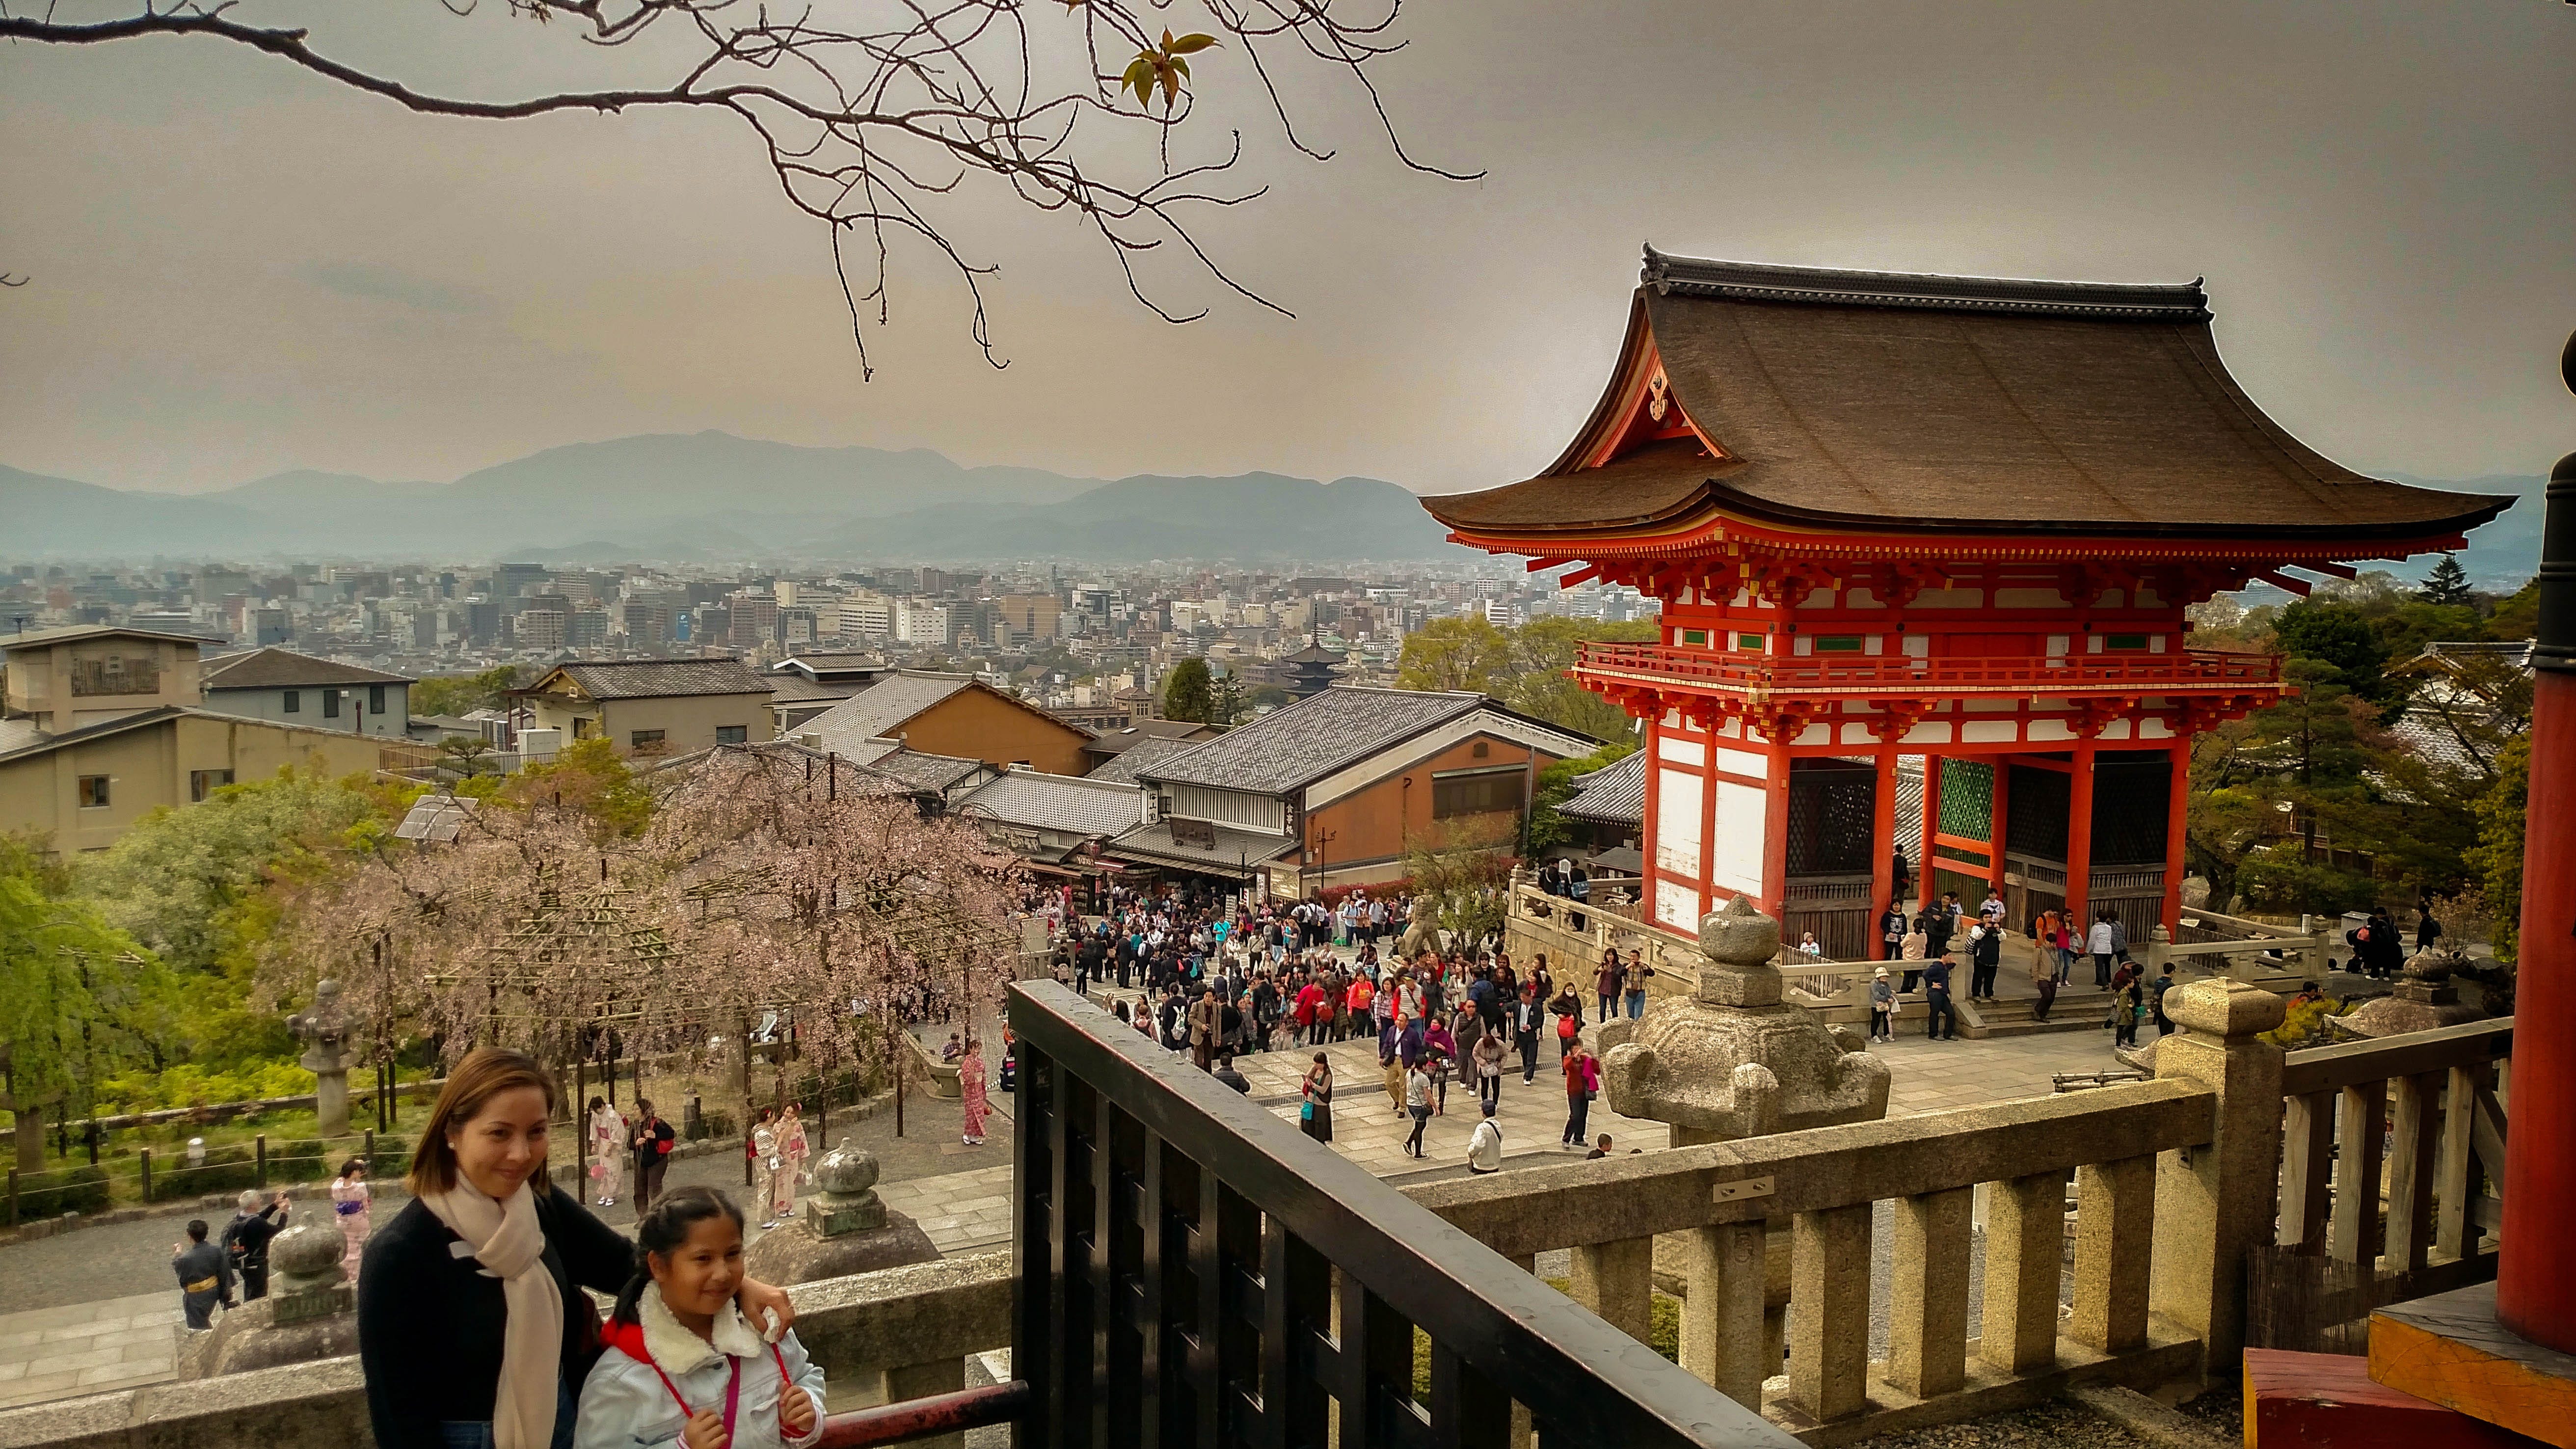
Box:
222;1189;290;1302
575;1187;828;1449
1550;984;1583;1061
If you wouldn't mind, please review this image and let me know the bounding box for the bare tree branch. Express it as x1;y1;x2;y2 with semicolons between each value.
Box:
0;0;1477;369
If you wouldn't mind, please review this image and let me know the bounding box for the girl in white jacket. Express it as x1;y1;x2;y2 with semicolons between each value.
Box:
575;1187;828;1449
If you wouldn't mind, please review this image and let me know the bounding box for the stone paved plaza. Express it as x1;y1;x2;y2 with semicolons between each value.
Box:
0;989;2147;1411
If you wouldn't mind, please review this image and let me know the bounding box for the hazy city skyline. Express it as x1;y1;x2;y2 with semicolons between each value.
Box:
4;1;2572;498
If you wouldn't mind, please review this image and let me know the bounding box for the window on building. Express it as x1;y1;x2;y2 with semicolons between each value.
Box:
1738;633;1764;650
1680;628;1708;646
322;689;342;719
1471;740;1490;758
715;725;749;745
77;776;110;809
370;685;387;714
282;690;299;713
190;769;234;803
1815;635;1865;652
1432;769;1522;819
2105;634;2151;652
630;729;668;754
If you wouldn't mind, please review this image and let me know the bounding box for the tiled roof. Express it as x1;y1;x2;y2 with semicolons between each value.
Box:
764;674;859;706
1085;736;1198;784
1103;818;1296;876
1558;750;1644;826
1422;249;2515;546
1081;719;1219;755
1;624;217;650
848;744;991;795
959;771;1147;838
203;647;414;690
546;658;772;700
801;671;976;753
1135;686;1487;795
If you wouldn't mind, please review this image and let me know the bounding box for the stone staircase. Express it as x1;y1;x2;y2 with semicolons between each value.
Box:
1954;989;2114;1039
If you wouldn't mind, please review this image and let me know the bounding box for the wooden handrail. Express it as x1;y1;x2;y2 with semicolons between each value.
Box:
816;1381;1030;1447
1575;640;2281;697
2280;1018;2514;1097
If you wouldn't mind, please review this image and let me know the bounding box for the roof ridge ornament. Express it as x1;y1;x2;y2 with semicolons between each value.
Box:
1640;244;2211;322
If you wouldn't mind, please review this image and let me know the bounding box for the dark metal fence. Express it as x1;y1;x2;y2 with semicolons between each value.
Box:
1008;979;1800;1449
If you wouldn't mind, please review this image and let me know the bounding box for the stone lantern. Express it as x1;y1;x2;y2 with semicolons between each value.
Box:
2330;946;2486;1041
1602;893;1892;1148
177;1222;357;1381
742;1135;938;1286
285;979;358;1140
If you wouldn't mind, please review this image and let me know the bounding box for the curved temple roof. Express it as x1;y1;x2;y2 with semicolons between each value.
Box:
1423;250;2512;550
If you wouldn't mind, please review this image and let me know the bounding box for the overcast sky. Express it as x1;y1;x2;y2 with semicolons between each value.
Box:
4;0;2573;496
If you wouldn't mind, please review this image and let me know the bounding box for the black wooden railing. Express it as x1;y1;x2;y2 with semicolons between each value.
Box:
1008;979;1800;1449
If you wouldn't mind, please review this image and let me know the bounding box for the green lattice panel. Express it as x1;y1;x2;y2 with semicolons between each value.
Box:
1937;760;1994;842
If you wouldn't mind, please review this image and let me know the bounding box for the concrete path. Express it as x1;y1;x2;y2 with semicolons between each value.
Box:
0;1293;179;1411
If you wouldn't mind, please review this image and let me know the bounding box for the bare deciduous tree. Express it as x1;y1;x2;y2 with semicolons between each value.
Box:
1;0;1473;367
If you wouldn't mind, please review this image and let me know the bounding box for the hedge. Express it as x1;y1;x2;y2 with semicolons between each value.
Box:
10;1163;112;1222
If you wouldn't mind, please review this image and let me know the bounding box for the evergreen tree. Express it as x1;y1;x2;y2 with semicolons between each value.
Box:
1161;658;1215;724
2417;553;2473;608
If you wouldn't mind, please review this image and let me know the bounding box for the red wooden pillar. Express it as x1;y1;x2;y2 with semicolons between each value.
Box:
1761;733;1794;921
1917;754;1943;910
1641;704;1662;919
1986;756;2012;898
2161;736;2191;935
2065;739;2098;936
1869;746;1899;960
2496;448;2576;1352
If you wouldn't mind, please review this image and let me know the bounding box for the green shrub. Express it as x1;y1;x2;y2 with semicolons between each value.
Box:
275;1136;409;1183
2265;997;2357;1050
148;1143;259;1202
11;1162;112;1221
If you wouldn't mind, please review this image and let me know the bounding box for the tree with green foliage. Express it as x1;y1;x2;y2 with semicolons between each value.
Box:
505;737;653;839
2274;600;2398;709
1400;817;1517;954
1500;617;1655;742
2467;735;2529;959
1395;615;1510;695
2417;553;2474;608
1161;657;1216;724
1525;740;1639;859
1;835;156;1165
411;665;524;720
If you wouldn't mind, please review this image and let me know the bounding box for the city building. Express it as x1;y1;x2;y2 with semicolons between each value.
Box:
201;647;415;738
0;627;400;850
1105;685;1596;895
517;657;776;757
798;670;1094;775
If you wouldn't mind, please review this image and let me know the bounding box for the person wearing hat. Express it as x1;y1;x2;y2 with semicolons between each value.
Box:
1868;967;1896;1042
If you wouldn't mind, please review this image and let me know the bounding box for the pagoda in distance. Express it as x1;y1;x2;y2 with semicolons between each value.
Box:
1422;248;2514;957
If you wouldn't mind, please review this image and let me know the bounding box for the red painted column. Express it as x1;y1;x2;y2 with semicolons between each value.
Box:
1918;754;1943;910
1870;745;1899;958
2496;446;2576;1352
1986;755;2013;898
2162;736;2192;935
2065;739;2097;937
1641;702;1663;924
1761;731;1793;921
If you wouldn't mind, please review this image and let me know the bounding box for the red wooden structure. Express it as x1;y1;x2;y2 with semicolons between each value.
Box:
1425;252;2512;953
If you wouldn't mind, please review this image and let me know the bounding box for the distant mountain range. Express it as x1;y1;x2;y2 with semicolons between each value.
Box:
0;434;2546;579
0;432;1468;564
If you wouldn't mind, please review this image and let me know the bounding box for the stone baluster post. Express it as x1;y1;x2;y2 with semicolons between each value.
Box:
1786;1204;1872;1422
1567;1235;1655;1345
1885;1186;1972;1400
1980;1171;2065;1375
2148;977;2286;1372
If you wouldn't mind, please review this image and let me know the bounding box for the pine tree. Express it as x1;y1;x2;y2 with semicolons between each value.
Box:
1161;658;1215;723
2418;552;2473;608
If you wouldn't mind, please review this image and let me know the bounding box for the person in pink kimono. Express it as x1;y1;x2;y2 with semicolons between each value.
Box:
588;1096;629;1208
329;1158;372;1278
774;1102;809;1221
959;1039;991;1147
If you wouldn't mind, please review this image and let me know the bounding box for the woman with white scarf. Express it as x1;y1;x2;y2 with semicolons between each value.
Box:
359;1049;800;1449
